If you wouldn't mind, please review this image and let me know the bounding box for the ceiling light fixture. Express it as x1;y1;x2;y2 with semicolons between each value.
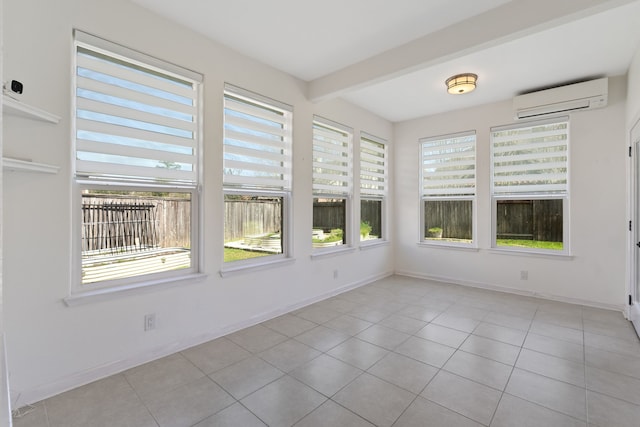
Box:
445;73;478;94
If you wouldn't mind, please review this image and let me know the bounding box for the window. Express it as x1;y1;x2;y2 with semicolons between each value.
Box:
491;117;569;253
73;31;202;290
223;84;292;265
312;117;353;250
420;131;476;246
360;133;388;242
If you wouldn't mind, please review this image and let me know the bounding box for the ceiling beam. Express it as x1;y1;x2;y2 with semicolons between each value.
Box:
307;0;635;102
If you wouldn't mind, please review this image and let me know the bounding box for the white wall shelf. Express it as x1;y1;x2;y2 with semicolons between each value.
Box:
2;96;60;124
2;157;59;174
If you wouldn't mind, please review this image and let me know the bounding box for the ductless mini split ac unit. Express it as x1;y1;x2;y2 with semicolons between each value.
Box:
513;77;608;119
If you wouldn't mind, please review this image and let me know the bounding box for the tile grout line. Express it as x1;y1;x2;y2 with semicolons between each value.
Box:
486;305;537;426
582;308;590;426
120;372;162;427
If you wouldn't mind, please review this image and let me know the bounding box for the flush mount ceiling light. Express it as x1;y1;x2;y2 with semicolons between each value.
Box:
445;73;478;94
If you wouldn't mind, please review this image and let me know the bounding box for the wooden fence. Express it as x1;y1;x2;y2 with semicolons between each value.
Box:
224;197;282;242
83;194;562;253
82;194;191;253
424;200;473;240
312;200;347;232
424;199;562;241
312;200;382;237
496;199;562;241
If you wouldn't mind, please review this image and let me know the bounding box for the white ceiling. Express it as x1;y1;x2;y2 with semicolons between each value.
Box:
131;0;640;122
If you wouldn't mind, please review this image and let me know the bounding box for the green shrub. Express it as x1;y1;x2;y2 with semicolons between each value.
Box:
360;221;372;238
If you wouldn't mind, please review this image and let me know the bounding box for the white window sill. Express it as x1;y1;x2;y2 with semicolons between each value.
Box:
220;257;295;277
359;240;390;250
487;248;573;260
311;245;356;259
417;242;479;252
64;273;207;306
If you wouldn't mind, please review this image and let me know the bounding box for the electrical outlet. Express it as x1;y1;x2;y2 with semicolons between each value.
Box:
520;270;528;280
144;313;156;331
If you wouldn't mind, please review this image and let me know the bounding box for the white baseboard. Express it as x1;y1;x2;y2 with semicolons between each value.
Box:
12;270;392;408
395;270;625;313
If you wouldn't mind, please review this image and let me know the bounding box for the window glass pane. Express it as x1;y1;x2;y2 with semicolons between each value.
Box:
81;189;192;284
224;195;283;262
496;199;563;250
361;199;382;241
423;200;472;243
313;198;346;247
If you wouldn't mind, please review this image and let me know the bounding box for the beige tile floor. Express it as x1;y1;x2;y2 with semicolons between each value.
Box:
12;275;640;427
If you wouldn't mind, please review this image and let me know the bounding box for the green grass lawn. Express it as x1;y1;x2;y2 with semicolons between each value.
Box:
224;247;272;262
496;239;563;250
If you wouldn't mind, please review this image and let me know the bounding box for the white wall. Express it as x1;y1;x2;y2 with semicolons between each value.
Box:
394;76;628;309
2;0;393;405
627;45;640;126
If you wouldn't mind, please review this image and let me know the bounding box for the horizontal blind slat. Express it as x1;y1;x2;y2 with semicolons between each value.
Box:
219;174;290;189
313;126;350;144
361;171;386;180
224;128;289;152
77;139;194;166
77;118;195;149
224;144;290;165
224;97;288;125
492;140;567;155
313;162;350;174
225;115;287;139
491;127;568;145
494;161;567;174
77;97;196;133
77;75;195;117
313;138;349;155
361;139;386;153
77;51;196;99
312;184;350;194
223;159;289;177
423;187;475;198
76;159;195;183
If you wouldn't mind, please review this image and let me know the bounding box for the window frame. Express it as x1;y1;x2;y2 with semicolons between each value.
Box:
359;132;388;246
221;84;293;271
490;117;570;256
70;30;204;298
312;116;354;253
419;130;477;248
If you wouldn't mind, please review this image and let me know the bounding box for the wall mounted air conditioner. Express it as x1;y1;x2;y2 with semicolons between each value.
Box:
513;77;608;119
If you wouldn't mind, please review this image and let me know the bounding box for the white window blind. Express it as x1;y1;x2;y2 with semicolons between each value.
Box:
360;133;387;197
491;117;569;195
420;131;476;197
74;31;201;187
313;118;353;195
223;85;293;190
